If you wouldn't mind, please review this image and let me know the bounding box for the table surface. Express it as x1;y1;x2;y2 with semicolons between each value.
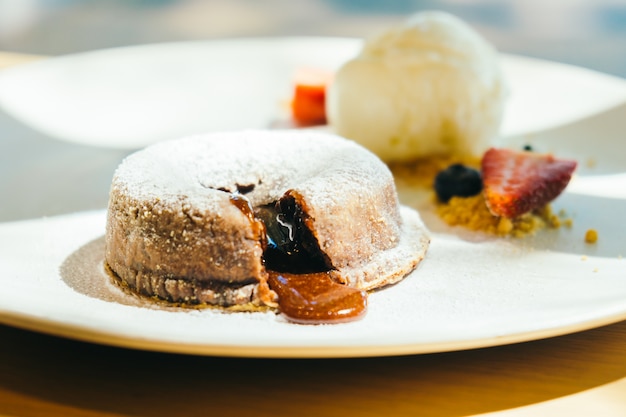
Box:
2;50;626;417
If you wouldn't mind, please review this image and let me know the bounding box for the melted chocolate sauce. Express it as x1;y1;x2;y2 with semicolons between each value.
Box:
254;197;329;273
267;271;367;324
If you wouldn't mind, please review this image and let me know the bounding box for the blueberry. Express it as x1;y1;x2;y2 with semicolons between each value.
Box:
434;164;482;203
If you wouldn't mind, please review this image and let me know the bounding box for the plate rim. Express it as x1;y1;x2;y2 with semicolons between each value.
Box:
1;304;625;358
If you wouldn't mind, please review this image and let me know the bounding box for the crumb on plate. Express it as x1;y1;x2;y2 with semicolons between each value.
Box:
436;194;564;237
585;229;598;244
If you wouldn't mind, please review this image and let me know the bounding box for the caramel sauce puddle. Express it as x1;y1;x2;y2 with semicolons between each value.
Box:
267;271;368;324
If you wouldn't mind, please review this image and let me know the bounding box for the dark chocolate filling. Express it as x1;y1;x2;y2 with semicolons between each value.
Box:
228;191;368;324
254;194;331;273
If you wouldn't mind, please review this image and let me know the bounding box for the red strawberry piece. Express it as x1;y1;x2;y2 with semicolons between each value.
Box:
481;147;577;218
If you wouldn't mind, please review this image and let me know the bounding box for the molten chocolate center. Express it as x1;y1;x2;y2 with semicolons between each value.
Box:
230;192;367;324
254;195;329;274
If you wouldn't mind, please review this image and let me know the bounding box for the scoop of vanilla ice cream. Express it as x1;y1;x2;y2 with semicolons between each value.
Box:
327;11;507;162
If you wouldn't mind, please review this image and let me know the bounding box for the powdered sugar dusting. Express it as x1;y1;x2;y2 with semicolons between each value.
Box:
111;130;394;210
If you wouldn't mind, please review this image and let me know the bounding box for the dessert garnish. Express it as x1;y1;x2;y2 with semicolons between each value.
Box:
434;147;577;236
481;147;577;218
434;163;482;203
290;68;332;126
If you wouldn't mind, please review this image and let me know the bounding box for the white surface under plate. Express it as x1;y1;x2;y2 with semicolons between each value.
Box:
1;37;626;148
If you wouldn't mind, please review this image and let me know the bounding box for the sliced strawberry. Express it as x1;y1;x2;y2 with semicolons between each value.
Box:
481;147;577;218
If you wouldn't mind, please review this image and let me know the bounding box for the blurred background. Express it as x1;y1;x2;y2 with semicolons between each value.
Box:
1;0;626;77
1;0;625;222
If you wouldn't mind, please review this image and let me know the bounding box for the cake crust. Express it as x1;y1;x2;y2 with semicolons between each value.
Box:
105;130;430;309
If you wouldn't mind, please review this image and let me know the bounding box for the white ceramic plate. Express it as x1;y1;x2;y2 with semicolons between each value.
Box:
0;38;625;358
0;150;625;358
1;37;626;149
